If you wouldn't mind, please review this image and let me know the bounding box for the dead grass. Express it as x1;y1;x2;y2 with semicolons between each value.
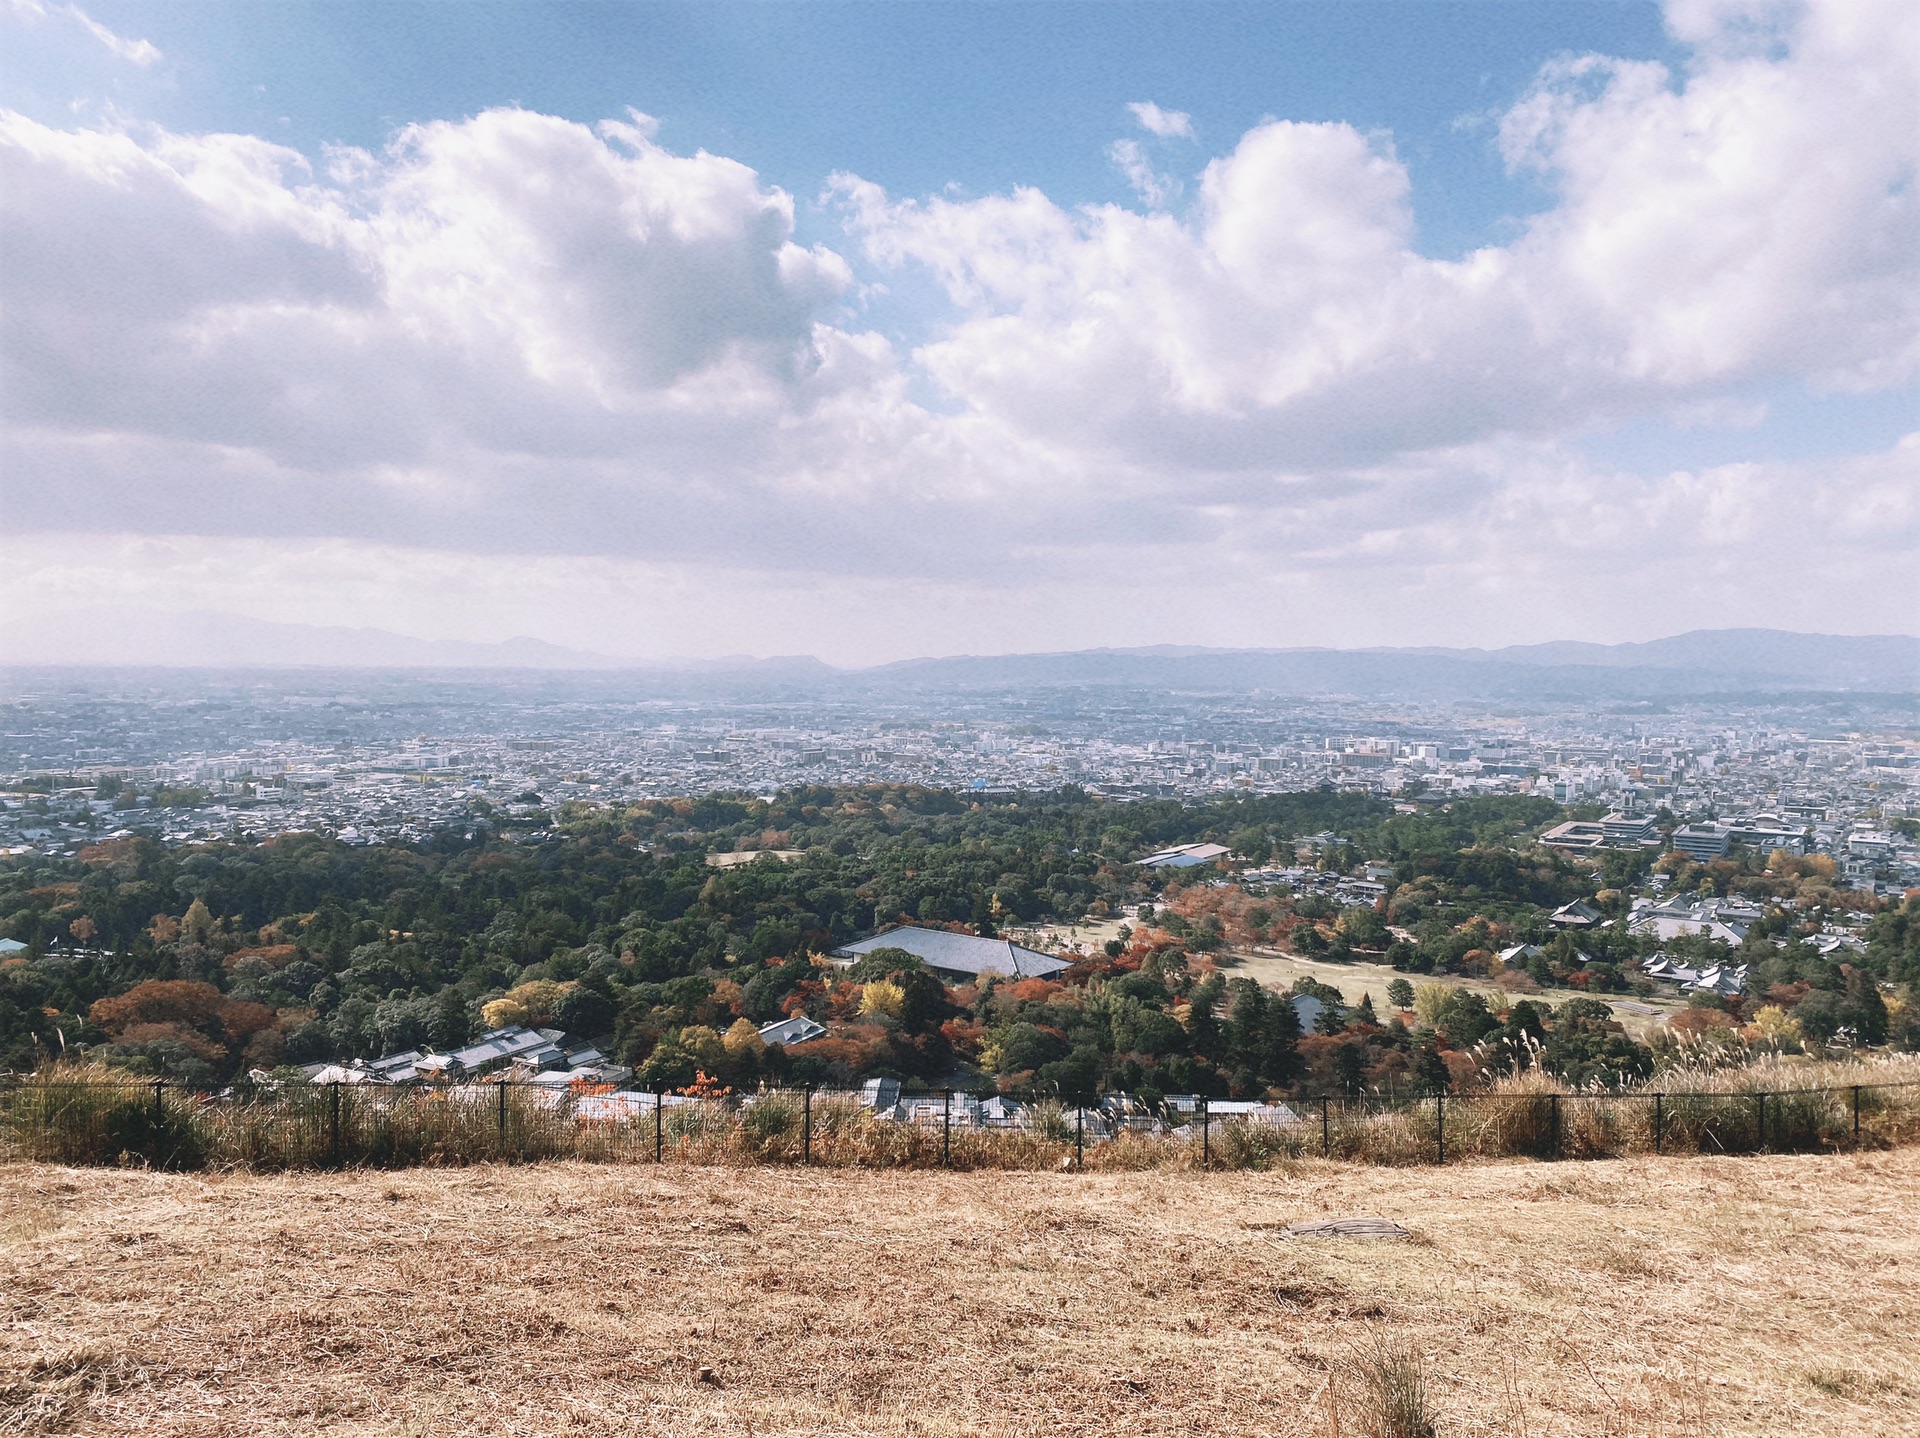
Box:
11;1056;1915;1174
3;1149;1917;1436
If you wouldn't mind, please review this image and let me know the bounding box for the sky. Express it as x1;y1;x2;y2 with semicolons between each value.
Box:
1;0;1916;666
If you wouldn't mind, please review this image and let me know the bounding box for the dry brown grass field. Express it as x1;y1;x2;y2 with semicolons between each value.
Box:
4;1150;1917;1438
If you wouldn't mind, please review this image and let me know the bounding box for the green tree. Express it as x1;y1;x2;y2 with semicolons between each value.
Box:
430;988;471;1051
638;1036;698;1089
1840;970;1889;1046
1432;989;1498;1047
1412;1041;1450;1095
1795;990;1845;1044
846;947;924;982
1543;998;1652;1087
1331;1041;1367;1097
1185;975;1224;1063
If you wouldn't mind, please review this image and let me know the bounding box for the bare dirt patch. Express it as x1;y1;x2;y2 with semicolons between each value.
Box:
2;1151;1916;1435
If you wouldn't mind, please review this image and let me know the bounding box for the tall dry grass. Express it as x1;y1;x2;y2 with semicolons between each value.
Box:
1332;1329;1437;1438
5;1054;1918;1173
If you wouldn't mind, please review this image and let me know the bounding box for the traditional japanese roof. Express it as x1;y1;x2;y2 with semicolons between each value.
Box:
833;925;1071;980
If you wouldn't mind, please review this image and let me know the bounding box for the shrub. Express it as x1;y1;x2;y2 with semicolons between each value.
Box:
739;1091;802;1153
2;1065;207;1169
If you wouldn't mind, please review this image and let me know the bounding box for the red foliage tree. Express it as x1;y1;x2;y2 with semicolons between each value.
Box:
89;980;284;1072
90;981;228;1036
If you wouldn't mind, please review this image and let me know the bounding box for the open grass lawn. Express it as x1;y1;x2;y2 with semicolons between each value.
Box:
4;1149;1917;1436
1213;950;1683;1037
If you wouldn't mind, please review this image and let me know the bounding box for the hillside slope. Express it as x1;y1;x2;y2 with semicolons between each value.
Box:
5;1152;1916;1436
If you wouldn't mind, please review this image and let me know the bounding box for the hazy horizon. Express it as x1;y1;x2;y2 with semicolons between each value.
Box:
3;612;1917;692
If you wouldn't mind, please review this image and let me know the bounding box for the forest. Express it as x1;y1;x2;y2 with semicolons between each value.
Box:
2;784;1913;1095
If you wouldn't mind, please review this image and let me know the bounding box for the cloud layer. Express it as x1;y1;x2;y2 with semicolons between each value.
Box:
2;0;1915;659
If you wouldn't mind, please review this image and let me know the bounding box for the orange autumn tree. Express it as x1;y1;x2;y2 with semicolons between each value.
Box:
89;980;282;1077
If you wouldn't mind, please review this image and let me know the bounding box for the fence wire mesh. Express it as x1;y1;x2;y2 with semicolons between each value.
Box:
4;1074;1917;1172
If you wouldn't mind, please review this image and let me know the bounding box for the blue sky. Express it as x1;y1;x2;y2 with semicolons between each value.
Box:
10;5;1688;265
1;0;1915;663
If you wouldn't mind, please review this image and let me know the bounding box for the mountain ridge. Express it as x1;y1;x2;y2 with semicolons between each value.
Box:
2;612;1914;694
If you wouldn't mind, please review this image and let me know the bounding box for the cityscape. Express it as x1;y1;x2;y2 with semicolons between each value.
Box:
5;667;1915;894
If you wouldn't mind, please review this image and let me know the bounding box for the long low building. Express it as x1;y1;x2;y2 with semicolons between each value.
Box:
1137;842;1232;869
832;925;1073;981
300;1024;628;1086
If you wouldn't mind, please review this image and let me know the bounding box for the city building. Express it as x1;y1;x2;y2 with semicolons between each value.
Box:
1672;823;1732;861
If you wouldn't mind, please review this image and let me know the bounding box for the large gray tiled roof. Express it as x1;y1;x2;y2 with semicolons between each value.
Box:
834;925;1071;980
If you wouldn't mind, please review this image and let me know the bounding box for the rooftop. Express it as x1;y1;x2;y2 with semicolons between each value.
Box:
833;926;1072;981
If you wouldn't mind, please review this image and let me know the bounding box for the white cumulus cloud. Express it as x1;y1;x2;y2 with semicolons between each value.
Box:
1;0;1915;657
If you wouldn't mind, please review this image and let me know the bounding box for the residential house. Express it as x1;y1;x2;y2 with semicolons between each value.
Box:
757;1014;828;1047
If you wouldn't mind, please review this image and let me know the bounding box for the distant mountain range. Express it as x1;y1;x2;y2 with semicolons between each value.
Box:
1410;630;1920;687
2;611;1914;697
858;631;1920;698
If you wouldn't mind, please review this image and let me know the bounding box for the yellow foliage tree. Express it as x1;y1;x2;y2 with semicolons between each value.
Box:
1747;1005;1803;1049
677;1024;726;1071
722;1017;766;1061
182;898;214;942
485;979;574;1030
1882;992;1908;1036
481;998;531;1029
859;979;904;1019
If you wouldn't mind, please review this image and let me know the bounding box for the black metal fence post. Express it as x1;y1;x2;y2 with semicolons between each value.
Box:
496;1079;508;1150
1074;1103;1084;1170
1755;1091;1766;1152
1321;1095;1331;1159
1653;1092;1663;1156
152;1079;165;1127
803;1085;813;1165
1853;1085;1862;1143
1549;1093;1561;1160
942;1089;952;1168
329;1081;342;1166
1435;1093;1445;1165
653;1084;664;1164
